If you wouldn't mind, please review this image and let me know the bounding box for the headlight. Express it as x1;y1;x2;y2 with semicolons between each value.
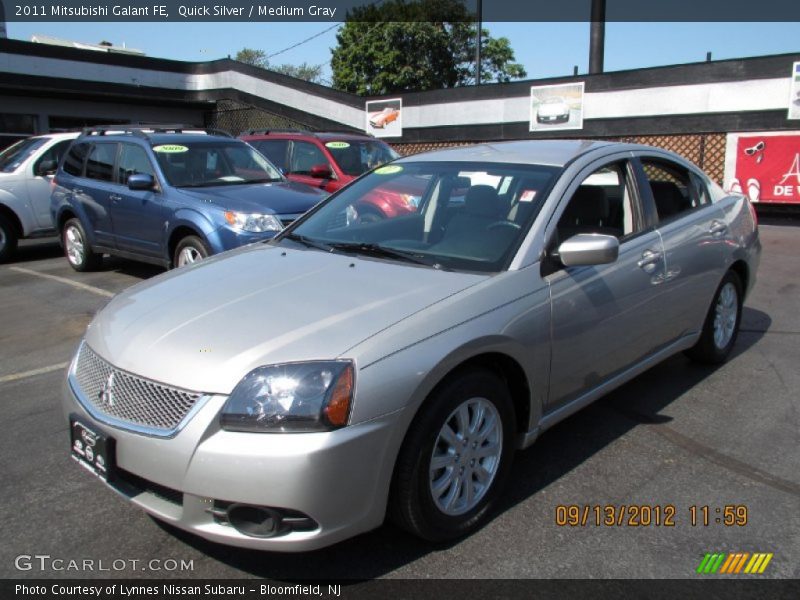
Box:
220;361;355;433
224;211;283;233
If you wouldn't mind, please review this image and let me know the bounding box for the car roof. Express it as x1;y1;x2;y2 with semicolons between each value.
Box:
79;132;237;144
32;132;81;141
395;140;638;168
241;131;376;142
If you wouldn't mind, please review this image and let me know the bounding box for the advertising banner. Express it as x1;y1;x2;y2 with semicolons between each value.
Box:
365;99;402;138
530;82;584;132
723;131;800;204
789;61;800;120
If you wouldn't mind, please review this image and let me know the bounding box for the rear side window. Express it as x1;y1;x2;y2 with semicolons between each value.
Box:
641;159;708;222
253;140;289;172
118;143;155;185
85;143;117;182
62;142;90;176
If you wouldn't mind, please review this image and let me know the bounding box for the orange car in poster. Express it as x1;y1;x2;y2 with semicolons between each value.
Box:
369;107;400;129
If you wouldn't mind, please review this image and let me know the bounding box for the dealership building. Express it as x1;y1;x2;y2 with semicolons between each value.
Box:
1;37;798;199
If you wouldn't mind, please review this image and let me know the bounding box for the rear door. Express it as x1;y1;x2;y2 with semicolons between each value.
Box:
78;142;118;247
109;142;165;258
27;138;73;229
545;156;673;410
633;154;727;338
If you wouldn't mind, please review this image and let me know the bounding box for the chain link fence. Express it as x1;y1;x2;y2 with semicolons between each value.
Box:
206;99;314;137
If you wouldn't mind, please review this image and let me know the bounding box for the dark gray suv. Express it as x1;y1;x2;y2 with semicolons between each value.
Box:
51;125;326;270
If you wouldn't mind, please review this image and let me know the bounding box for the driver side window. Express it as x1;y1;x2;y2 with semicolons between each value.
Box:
556;162;638;244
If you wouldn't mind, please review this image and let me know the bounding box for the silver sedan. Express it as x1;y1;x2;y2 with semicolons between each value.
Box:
63;140;760;551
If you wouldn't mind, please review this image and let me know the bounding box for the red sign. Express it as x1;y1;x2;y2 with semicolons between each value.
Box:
731;134;800;204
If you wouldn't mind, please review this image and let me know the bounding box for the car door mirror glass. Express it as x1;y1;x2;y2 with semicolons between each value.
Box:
557;233;619;267
128;173;155;191
36;159;58;176
309;164;332;179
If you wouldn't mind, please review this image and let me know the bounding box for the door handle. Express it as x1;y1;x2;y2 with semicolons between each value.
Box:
709;220;728;236
109;194;122;203
637;249;662;273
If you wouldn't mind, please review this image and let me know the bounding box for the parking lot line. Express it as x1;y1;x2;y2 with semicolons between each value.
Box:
0;362;69;385
8;266;115;298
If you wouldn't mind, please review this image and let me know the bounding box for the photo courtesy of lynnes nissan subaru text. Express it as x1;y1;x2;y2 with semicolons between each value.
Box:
63;140;760;551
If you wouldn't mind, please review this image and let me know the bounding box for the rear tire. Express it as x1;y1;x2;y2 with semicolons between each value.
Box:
0;213;18;263
389;369;515;542
685;270;743;364
63;218;102;272
173;235;210;268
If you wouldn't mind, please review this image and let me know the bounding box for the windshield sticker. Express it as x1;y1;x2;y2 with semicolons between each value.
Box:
374;165;403;175
153;144;189;153
520;190;537;202
325;141;350;149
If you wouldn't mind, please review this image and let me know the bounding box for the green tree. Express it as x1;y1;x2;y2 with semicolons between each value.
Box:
235;48;324;83
235;47;268;69
330;0;526;95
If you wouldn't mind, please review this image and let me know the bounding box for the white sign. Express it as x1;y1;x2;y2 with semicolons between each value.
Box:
530;82;584;132
366;98;402;138
789;61;800;120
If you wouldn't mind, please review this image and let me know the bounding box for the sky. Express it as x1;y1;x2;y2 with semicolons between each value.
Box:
6;21;800;85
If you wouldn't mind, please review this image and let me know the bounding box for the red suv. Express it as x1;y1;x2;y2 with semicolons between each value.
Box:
241;130;415;222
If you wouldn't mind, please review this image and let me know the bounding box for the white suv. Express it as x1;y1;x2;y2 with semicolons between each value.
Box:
0;132;79;262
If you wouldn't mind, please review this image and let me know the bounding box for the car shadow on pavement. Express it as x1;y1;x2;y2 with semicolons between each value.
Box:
6;239;62;263
153;308;771;580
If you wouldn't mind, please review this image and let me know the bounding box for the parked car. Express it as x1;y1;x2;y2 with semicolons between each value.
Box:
64;140;759;551
369;107;400;129
242;130;413;222
51;125;326;270
0;132;79;262
535;96;571;124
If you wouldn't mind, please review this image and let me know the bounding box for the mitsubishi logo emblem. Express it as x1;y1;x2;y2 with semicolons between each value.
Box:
99;372;116;407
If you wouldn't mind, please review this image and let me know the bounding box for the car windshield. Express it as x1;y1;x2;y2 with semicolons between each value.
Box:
282;161;560;273
0;137;47;173
153;140;284;187
325;139;400;176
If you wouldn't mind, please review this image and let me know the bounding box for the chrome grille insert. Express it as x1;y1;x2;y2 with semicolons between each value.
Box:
71;343;204;436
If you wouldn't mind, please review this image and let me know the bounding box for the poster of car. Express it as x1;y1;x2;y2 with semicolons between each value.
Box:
789;61;800;120
530;82;584;132
366;99;402;138
723;131;800;204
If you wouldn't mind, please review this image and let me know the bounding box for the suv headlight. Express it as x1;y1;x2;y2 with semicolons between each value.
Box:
224;211;283;233
220;361;354;433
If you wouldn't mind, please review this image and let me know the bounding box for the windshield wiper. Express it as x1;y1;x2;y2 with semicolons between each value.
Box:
283;232;333;252
328;242;443;269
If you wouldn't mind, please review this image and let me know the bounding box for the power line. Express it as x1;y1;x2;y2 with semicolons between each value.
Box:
266;23;341;60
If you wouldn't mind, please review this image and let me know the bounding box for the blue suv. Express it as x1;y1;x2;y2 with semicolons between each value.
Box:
51;125;326;270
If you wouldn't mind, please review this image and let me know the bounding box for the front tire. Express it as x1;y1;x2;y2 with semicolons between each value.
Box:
63;218;102;271
0;213;18;263
685;270;743;364
389;369;515;542
173;235;210;268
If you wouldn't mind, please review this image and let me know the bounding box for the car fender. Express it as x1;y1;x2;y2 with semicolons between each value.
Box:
0;188;34;236
166;209;221;254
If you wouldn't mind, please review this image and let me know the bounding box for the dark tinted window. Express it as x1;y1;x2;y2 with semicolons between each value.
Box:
641;159;707;222
118;143;155;185
325;139;399;176
62;142;90;176
85;143;117;182
33;139;72;176
253;140;289;172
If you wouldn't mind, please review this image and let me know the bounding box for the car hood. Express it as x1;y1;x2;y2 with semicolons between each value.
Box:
85;244;487;394
538;103;569;116
175;180;325;215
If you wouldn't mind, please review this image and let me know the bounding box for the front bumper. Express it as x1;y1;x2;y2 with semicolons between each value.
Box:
63;373;400;551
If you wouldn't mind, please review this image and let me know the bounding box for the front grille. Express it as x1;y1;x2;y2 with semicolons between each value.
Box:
73;344;203;434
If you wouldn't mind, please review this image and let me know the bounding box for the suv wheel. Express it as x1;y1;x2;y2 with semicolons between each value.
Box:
0;213;19;263
389;369;515;541
63;218;102;271
174;235;210;268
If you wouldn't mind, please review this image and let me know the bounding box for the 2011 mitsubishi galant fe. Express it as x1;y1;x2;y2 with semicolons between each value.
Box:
63;141;760;551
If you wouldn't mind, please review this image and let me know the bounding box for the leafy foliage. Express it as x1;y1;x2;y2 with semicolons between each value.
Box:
330;0;526;95
235;48;324;83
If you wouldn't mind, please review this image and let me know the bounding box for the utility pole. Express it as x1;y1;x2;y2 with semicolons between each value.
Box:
475;0;482;85
589;0;605;74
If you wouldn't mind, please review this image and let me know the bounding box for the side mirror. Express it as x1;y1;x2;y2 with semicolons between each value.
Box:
309;164;332;179
128;173;155;191
557;233;619;267
36;160;58;176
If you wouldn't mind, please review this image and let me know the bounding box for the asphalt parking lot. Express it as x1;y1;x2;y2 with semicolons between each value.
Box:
0;221;798;580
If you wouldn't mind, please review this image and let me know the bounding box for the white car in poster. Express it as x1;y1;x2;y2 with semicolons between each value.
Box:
535;97;571;124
